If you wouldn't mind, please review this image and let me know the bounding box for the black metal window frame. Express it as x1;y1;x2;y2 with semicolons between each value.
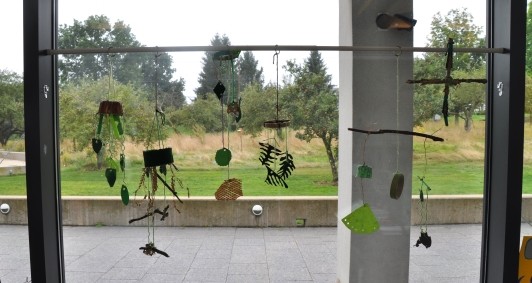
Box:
22;0;526;282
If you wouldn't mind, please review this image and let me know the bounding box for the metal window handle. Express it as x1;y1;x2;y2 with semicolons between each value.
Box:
497;82;503;96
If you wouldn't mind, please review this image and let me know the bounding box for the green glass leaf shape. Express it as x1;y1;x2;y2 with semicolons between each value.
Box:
356;164;372;179
390;172;405;200
215;148;232;166
105;168;117;187
121;184;129;205
119;154;126;171
96;114;104;135
113;115;124;136
341;203;380;234
91;138;103;154
420;190;424;202
106;157;119;170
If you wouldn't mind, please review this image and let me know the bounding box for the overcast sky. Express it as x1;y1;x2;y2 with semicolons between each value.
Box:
0;0;485;100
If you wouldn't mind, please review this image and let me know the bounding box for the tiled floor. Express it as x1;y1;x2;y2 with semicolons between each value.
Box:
1;224;528;282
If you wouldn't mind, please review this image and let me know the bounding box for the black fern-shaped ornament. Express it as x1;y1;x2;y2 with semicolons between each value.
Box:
278;152;295;179
259;142;282;166
265;166;288;188
259;141;295;188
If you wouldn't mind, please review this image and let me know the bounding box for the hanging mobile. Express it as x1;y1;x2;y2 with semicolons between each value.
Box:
390;50;405;200
342;134;379;234
212;49;244;200
130;52;188;257
91;51;128;203
259;49;295;188
414;134;438;248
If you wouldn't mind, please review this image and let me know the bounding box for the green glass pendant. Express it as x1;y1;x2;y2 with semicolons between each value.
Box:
356;164;372;179
390;172;405;200
341;203;380;234
105;168;117;187
92;138;103;154
121;184;129;205
215;147;232;166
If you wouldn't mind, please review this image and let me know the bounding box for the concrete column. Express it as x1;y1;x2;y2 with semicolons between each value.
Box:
338;0;413;282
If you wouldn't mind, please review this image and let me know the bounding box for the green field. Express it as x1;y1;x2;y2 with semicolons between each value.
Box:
2;119;532;196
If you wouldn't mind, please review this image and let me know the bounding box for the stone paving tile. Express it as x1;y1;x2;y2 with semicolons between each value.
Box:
310;273;337;283
183;267;227;282
66;271;104;282
228;263;268;275
140;273;186;282
226;274;269;283
190;257;230;269
100;267;150;280
268;266;313;281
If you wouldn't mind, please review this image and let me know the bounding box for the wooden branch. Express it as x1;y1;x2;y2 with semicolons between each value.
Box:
347;128;444;142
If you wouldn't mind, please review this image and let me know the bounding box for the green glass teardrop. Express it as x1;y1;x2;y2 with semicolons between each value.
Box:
105;168;117;187
121;184;129;205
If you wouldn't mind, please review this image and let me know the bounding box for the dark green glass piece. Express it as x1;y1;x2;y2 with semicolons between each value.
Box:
96;114;104;135
121;184;129;205
105;168;117;187
120;154;125;171
215;147;232;166
92;138;102;154
390;172;405;200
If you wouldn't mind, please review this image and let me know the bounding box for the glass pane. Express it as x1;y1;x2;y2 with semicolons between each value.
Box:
58;1;340;281
0;1;30;282
410;1;486;281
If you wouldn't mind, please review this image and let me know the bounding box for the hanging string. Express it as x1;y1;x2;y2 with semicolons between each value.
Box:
395;50;400;172
273;47;280;121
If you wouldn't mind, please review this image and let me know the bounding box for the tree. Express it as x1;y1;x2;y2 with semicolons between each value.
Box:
239;84;277;135
170;95;224;133
58;15;186;108
413;9;486;128
237;51;264;90
284;51;339;182
0;70;24;146
59;78;154;152
526;1;532;74
195;34;232;99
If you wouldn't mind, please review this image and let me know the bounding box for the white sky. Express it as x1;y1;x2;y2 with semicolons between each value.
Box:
0;0;485;100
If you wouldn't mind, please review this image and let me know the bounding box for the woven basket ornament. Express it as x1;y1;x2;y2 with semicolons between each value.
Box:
215;178;243;200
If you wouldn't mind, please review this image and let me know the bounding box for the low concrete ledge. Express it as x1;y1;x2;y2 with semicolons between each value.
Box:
2;195;532;226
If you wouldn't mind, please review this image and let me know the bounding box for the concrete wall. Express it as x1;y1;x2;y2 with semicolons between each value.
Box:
2;195;532;226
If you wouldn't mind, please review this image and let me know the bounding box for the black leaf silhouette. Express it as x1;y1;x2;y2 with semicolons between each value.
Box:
259;142;282;166
277;152;295;180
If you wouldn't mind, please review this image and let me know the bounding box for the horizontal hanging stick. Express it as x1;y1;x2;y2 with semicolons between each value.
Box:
46;45;508;56
406;78;487;85
348;128;444;142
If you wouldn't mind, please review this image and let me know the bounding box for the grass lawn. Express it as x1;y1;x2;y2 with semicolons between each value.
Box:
0;165;338;197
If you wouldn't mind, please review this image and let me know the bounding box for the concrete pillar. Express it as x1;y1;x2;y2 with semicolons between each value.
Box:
338;0;413;282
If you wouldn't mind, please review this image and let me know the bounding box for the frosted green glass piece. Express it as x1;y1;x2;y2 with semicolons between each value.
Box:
342;203;380;234
356;164;372;178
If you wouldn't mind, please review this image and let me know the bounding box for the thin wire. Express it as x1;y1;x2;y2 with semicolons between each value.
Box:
395;50;400;172
273;47;280;120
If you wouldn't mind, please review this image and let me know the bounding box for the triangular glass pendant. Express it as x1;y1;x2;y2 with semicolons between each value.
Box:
342;203;380;234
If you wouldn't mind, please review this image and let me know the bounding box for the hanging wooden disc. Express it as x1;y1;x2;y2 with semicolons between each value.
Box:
98;100;124;115
263;119;290;129
143;148;174;167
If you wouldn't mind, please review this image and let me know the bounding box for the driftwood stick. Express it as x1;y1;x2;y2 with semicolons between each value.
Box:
156;173;183;203
347;128;444;142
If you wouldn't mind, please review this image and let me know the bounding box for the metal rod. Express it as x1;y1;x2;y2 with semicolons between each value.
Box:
46;45;509;55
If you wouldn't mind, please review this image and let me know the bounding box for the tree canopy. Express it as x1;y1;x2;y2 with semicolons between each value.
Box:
0;70;24;146
284;51;339;182
413;9;486;129
58;15;186;109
